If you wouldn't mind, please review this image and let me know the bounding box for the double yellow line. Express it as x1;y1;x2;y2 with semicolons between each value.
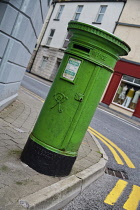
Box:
22;87;135;169
88;127;135;168
104;180;140;210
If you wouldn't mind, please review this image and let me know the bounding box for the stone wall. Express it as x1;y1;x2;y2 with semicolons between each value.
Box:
31;46;64;81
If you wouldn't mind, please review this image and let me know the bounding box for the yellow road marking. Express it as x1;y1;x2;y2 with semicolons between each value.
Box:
123;185;140;210
22;87;139;209
104;180;128;205
89;127;135;169
21;88;135;168
88;128;124;165
21;87;45;103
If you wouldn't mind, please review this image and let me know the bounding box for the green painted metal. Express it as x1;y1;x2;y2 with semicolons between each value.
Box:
31;21;130;157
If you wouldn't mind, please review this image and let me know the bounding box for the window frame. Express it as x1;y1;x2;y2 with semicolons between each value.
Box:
123;75;140;85
94;5;108;24
40;56;48;69
46;29;55;46
54;5;65;20
62;32;72;49
73;5;83;21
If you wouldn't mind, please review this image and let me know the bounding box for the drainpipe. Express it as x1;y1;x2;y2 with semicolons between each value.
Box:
113;0;127;34
27;1;55;72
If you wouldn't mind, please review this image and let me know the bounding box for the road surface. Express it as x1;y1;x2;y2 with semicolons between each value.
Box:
22;73;140;210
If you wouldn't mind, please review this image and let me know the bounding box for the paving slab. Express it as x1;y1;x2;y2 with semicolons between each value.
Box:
0;87;107;210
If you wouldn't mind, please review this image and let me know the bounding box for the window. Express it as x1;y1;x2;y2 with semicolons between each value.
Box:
55;5;65;20
46;29;55;46
50;58;62;81
123;75;140;85
94;5;107;24
113;75;140;111
40;56;48;69
62;32;72;49
73;5;83;21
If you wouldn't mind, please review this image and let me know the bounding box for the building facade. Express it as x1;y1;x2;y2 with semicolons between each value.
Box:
102;0;140;119
0;0;50;111
31;0;126;81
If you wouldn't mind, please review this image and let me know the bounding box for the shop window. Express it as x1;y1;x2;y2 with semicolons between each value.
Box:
113;75;140;111
134;78;140;85
123;75;134;82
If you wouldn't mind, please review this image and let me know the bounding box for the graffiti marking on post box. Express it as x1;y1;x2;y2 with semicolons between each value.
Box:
63;58;81;81
51;93;68;113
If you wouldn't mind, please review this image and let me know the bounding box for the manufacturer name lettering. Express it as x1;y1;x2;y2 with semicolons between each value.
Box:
92;50;107;61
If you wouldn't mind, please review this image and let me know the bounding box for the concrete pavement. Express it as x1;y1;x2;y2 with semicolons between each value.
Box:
0;87;107;210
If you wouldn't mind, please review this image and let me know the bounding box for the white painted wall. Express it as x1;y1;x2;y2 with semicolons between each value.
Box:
42;1;124;49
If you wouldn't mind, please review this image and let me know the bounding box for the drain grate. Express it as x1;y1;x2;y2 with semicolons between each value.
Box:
105;168;128;180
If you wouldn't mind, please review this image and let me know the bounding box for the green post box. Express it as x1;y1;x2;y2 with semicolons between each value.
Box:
21;21;130;176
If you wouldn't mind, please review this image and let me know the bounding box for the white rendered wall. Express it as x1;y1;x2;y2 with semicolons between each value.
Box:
42;2;124;49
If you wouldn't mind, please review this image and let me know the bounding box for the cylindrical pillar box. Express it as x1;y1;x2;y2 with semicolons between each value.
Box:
21;21;130;176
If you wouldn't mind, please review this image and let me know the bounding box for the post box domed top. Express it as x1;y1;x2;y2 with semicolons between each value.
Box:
68;21;131;56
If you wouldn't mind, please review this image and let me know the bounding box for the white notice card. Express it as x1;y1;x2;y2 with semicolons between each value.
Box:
63;58;81;81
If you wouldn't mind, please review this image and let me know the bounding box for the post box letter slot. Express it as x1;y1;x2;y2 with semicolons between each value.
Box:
73;44;90;53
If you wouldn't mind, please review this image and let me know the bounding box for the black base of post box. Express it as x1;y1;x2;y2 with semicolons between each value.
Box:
20;137;76;177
